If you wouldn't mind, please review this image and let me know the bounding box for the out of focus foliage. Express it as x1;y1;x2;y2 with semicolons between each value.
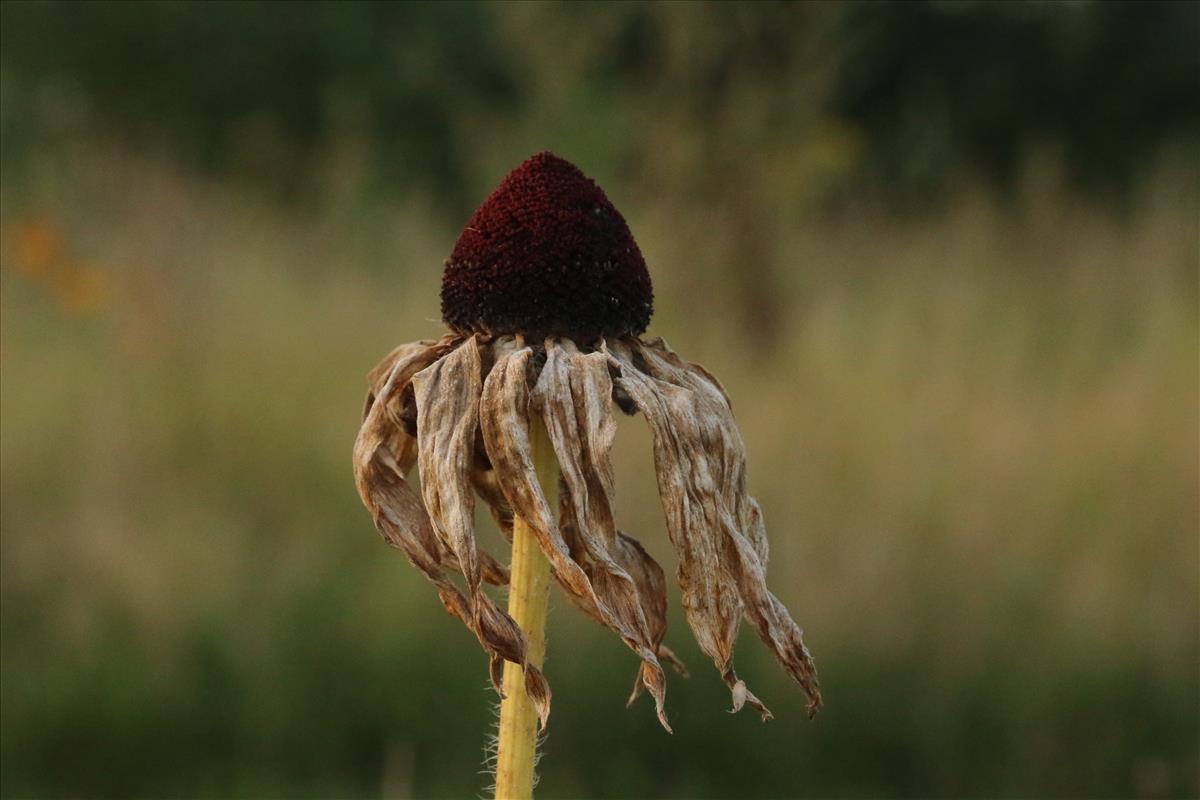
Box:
2;1;1197;215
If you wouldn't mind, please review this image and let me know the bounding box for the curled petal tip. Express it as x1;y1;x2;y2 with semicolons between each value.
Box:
729;679;747;714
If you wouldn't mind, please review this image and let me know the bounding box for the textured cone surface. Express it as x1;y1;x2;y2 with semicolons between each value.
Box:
441;152;653;339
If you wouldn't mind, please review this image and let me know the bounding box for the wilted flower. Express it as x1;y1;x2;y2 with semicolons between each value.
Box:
353;152;821;733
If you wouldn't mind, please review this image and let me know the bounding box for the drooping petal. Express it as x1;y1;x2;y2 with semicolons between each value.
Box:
365;337;447;410
406;337;550;723
639;338;765;564
642;338;821;715
353;338;477;630
555;499;689;704
610;338;822;719
413;337;486;593
478;341;588;595
365;337;508;586
534;339;674;730
609;531;690;681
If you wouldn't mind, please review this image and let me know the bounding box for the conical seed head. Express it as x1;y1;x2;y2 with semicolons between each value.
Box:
441;152;654;340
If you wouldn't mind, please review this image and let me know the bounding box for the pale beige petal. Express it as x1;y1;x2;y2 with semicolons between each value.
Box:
640;339;822;716
611;532;690;680
478;342;600;606
534;339;673;731
399;338;546;726
355;331;544;719
474;393;683;683
610;338;822;719
353;339;475;627
364;336;508;586
413;337;485;593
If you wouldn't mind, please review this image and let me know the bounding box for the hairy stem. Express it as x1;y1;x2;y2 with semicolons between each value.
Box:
494;419;556;800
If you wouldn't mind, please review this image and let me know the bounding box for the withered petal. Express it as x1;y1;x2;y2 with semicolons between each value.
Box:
612;532;689;676
358;337;547;723
637;341;819;708
411;337;551;719
357;329;818;733
353;340;474;620
363;336;509;587
479;343;597;601
610;338;822;719
536;339;673;731
413;337;485;593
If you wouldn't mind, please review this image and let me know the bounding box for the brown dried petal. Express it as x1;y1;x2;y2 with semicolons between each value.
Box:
556;503;690;701
478;343;601;606
534;339;672;731
471;349;684;700
363;337;508;586
610;338;822;719
413;337;485;592
353;341;477;628
643;338;820;714
640;338;821;716
639;335;734;411
404;337;549;723
366;337;444;402
641;338;766;564
610;532;690;680
362;338;451;464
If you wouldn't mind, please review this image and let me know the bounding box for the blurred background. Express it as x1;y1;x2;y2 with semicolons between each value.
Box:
1;2;1197;798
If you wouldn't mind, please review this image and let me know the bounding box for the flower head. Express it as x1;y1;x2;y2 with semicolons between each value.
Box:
441;151;653;340
354;152;821;732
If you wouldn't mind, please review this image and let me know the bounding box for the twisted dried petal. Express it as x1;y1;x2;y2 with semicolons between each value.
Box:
640;338;821;715
364;337;508;586
641;338;764;565
413;338;485;592
479;339;680;730
610;339;822;719
408;337;550;722
534;339;672;731
479;342;598;601
555;500;690;698
472;342;685;712
353;341;479;633
607;532;690;683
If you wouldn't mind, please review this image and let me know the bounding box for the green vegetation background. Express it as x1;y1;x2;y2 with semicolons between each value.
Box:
1;2;1197;798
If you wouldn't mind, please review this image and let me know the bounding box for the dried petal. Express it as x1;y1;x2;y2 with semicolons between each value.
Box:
352;335;547;724
365;337;508;586
610;338;822;719
413;337;486;593
353;340;476;628
534;339;675;730
610;532;689;680
478;342;601;607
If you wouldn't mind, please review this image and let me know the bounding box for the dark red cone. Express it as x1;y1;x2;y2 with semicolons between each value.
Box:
441;152;653;340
